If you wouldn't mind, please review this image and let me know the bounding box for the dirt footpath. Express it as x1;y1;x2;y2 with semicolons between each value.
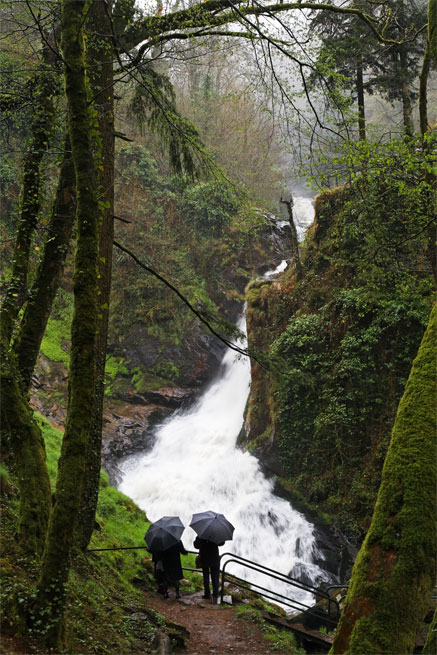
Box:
144;589;295;655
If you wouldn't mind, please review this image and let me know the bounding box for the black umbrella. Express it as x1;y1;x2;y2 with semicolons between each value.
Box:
190;511;234;544
144;516;185;551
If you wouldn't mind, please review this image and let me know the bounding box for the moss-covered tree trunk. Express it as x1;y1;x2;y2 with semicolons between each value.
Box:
430;0;437;62
34;0;99;647
418;42;430;138
423;0;437;286
331;304;437;654
14;135;76;390
0;49;59;344
423;609;437;654
0;41;59;557
0;339;51;555
76;0;115;551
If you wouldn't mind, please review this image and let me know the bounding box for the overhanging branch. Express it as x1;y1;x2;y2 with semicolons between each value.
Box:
113;239;269;367
121;0;403;53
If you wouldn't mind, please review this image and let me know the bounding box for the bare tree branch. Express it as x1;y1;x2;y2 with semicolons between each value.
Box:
113;239;269;367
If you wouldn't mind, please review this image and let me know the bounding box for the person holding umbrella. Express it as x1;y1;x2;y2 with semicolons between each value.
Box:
191;511;234;603
145;516;187;599
161;539;187;599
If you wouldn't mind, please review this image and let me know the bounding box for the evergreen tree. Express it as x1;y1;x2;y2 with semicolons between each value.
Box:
310;0;427;137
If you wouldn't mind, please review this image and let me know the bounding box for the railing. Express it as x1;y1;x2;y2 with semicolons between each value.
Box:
87;545;343;626
218;551;341;627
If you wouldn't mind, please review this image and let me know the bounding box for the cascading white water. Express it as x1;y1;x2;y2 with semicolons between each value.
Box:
264;196;314;281
293;196;315;241
276;196;315;239
119;196;327;608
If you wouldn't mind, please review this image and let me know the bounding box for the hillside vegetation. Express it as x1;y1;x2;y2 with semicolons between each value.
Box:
244;136;435;541
0;415;205;654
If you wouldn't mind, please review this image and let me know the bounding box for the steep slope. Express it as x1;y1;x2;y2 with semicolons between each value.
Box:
244;161;435;541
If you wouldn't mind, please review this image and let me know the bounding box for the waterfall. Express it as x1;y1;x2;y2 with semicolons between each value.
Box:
293;196;315;241
265;195;315;279
119;196;327;609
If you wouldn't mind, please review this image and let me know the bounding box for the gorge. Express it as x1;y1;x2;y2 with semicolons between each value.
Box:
1;2;436;651
117;196;344;607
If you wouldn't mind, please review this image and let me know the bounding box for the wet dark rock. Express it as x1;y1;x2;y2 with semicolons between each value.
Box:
289;562;315;589
118;322;225;391
252;435;286;478
261;213;292;260
101;402;169;485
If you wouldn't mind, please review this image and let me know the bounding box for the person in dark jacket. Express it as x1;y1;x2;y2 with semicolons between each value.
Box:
151;549;167;597
194;536;224;602
161;540;187;599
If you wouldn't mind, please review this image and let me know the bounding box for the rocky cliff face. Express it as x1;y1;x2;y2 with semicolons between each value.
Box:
243;186;434;541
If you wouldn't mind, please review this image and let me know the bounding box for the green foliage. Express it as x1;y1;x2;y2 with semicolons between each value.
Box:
129;62;218;178
182;180;241;237
0;414;170;653
236;605;305;653
273;293;429;467
263;135;436;537
39;293;73;368
152;359;180;381
104;355;130;395
129;366;164;392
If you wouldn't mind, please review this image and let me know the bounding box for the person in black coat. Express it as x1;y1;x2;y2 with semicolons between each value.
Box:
193;536;224;601
161;540;187;599
151;549;167;597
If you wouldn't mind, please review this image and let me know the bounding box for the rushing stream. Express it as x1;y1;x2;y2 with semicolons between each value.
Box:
119;196;327;609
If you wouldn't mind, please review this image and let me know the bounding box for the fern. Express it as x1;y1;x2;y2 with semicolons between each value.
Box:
128;62;221;179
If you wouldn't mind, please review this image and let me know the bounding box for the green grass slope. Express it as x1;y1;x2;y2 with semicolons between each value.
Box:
0;415;200;654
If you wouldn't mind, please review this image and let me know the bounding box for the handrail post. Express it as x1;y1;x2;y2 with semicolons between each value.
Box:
220;569;225;604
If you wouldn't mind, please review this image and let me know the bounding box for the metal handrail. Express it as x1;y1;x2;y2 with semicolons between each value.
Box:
87;544;341;626
220;567;339;626
220;552;329;597
218;551;341;625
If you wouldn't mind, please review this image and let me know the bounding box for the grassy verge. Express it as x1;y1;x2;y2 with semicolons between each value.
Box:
235;605;306;653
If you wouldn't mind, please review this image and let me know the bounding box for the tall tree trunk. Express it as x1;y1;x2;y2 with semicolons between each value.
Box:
430;0;437;62
280;197;302;278
418;42;430;138
35;0;99;646
422;3;437;287
0;51;59;344
0;339;51;556
356;59;366;142
0;42;59;558
14;135;76;390
75;0;115;551
331;304;437;655
399;46;414;137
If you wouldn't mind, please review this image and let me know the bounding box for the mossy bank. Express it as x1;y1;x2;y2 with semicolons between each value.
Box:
244;138;435;542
